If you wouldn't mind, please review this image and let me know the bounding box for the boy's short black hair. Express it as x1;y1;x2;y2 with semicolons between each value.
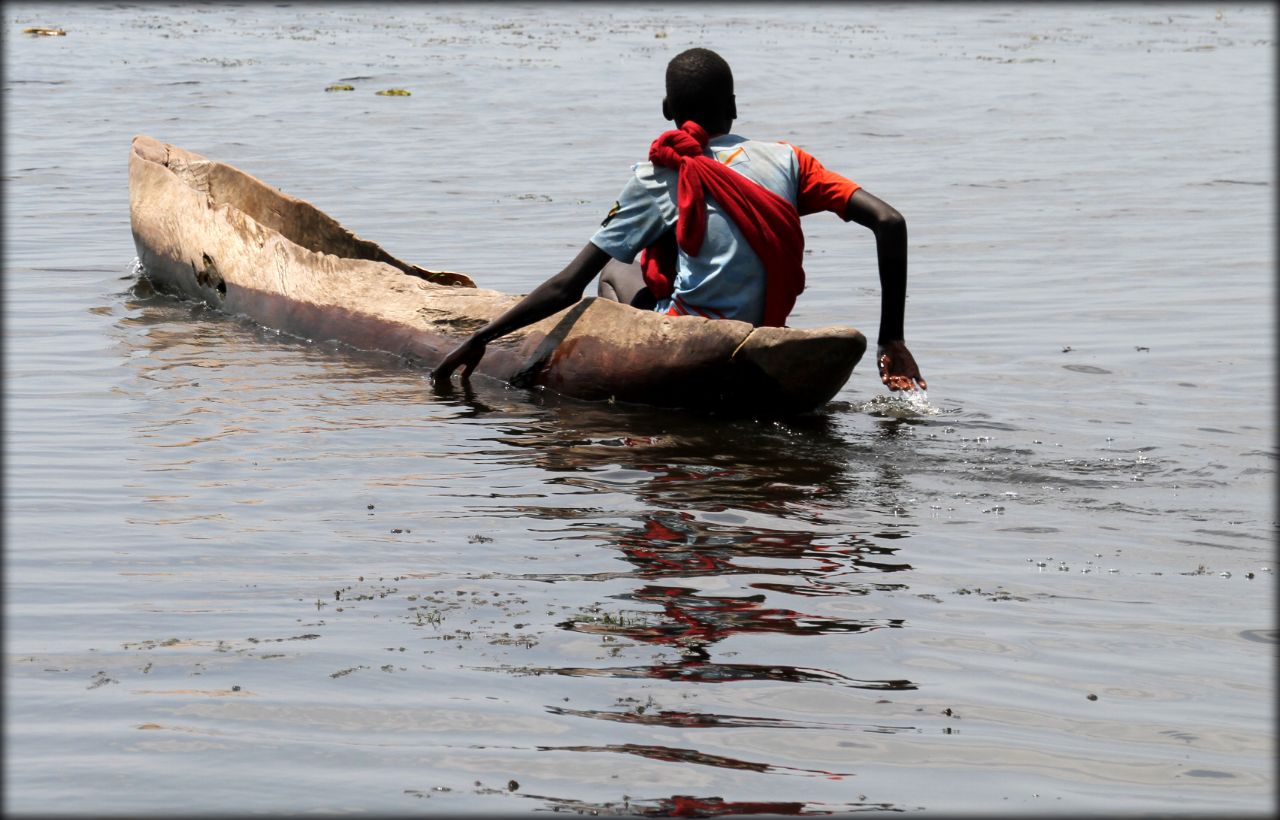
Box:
665;48;734;125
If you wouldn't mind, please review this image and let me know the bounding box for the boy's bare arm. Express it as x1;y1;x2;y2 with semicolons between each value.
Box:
432;243;613;382
844;189;927;391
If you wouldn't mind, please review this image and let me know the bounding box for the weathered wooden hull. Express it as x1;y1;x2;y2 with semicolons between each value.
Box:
128;135;866;414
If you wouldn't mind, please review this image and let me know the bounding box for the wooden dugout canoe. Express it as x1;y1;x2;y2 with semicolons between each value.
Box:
128;135;866;414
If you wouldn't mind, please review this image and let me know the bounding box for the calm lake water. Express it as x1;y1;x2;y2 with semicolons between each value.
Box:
4;3;1275;816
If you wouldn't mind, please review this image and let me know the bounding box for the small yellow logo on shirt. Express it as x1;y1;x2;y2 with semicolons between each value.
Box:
601;200;621;226
716;146;748;167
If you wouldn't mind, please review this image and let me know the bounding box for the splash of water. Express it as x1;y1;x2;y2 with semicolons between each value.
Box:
857;390;940;418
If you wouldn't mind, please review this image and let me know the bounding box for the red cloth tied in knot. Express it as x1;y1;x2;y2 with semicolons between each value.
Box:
640;120;805;327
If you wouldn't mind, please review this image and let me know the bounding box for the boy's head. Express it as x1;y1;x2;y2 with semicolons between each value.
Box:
663;48;736;131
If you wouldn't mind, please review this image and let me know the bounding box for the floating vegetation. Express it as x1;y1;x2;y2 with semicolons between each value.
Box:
976;54;1054;64
196;57;257;68
375;88;411;96
411;608;445;627
325;83;355;92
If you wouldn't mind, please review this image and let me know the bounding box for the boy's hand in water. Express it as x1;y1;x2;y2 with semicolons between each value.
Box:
432;336;486;383
877;340;926;392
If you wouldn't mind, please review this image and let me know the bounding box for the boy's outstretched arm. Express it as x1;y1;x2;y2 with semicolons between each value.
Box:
432;242;613;383
843;188;927;392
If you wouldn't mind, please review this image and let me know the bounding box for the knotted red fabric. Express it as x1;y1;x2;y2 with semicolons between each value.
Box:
640;120;805;327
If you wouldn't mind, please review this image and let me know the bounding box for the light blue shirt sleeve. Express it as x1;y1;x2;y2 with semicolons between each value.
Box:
589;162;678;264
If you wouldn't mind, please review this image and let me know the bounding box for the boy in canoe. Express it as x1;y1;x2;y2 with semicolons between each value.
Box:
433;47;926;393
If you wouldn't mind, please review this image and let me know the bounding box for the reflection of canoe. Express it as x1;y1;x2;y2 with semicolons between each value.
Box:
128;135;866;414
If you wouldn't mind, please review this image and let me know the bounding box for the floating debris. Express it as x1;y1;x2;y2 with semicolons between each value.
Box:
325;83;355;92
375;88;411;96
24;27;66;36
